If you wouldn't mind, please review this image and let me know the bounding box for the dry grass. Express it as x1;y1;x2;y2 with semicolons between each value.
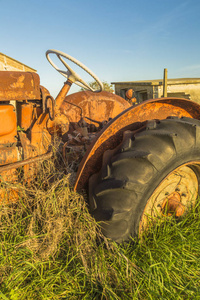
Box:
0;152;200;299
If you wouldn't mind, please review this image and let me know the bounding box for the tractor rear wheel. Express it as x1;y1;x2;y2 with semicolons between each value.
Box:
89;117;200;242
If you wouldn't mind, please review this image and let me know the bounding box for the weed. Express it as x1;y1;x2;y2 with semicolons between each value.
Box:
0;157;200;299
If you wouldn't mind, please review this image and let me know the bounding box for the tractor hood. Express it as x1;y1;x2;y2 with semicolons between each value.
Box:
0;71;41;101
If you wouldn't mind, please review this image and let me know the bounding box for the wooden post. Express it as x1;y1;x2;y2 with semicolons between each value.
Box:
163;68;168;97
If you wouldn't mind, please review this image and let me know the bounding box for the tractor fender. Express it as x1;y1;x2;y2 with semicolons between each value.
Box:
60;90;131;124
74;97;200;191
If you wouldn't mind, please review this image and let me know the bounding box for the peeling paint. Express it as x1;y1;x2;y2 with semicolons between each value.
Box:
10;75;25;88
0;71;40;101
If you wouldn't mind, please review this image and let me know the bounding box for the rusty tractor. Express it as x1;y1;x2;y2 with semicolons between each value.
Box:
1;49;200;242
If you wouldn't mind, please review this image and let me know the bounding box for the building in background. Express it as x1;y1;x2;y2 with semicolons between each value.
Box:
112;78;200;104
0;52;36;72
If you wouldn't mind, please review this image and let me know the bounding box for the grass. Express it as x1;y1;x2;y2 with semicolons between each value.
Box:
0;156;200;299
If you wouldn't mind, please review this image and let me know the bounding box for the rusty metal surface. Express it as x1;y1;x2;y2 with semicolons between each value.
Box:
17;103;34;131
62;118;105;168
17;111;52;179
0;146;19;203
60;90;131;124
0;146;18;166
0;104;17;145
30;113;52;154
0;150;52;173
75;97;200;191
0;185;19;204
161;192;185;217
55;80;72;112
0;146;52;204
47;81;72;135
0;167;19;204
40;85;51;113
0;71;41;101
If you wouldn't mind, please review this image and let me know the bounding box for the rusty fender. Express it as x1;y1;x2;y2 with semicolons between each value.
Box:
60;90;131;124
74;97;200;191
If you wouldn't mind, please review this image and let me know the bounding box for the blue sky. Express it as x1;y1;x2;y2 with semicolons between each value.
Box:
1;0;200;97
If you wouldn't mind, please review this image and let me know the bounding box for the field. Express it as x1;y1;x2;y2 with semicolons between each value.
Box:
0;156;200;300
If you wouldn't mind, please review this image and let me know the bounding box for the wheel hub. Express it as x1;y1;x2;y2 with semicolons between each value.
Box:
139;165;199;235
161;191;185;217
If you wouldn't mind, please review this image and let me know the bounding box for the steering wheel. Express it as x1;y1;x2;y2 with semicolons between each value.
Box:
46;49;103;92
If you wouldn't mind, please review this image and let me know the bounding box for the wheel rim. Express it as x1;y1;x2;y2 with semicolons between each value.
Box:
139;163;200;235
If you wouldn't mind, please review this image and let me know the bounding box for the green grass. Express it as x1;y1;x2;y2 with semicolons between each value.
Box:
0;158;200;299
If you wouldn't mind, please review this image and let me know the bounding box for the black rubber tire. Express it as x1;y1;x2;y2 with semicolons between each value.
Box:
89;117;200;243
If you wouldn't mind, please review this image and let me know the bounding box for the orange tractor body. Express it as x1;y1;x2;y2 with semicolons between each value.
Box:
1;49;200;242
0;67;131;194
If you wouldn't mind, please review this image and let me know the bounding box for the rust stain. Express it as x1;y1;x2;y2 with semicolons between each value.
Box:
61;90;131;124
0;71;40;101
0;146;18;166
0;187;19;204
161;192;185;217
10;75;25;88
